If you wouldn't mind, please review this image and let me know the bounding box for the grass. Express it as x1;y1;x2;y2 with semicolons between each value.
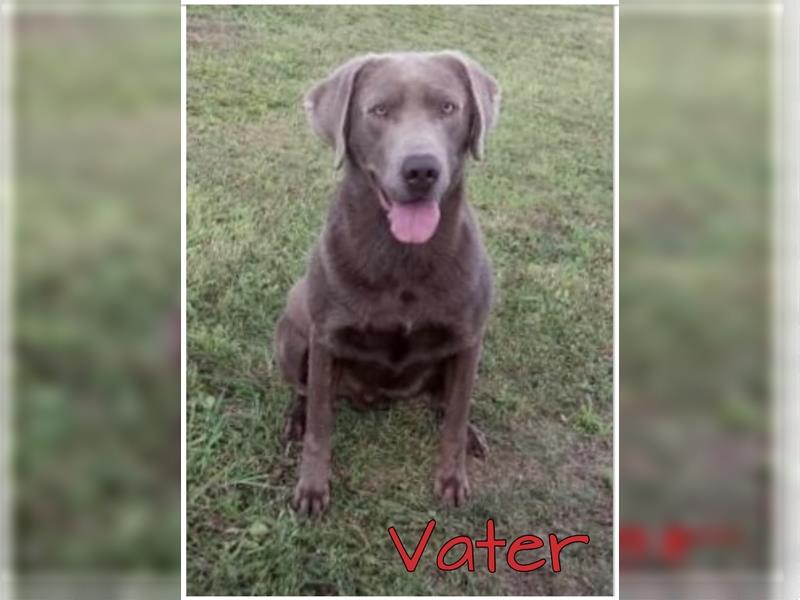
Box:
187;6;613;595
14;12;180;583
619;14;771;574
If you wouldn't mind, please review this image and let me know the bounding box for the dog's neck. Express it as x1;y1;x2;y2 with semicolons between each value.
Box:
324;162;472;284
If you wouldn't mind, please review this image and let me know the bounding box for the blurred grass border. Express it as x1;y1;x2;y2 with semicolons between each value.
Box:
12;8;180;599
620;6;772;589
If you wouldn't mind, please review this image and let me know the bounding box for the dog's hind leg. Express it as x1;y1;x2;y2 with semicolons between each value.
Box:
466;422;489;459
274;277;311;442
433;402;489;458
433;398;490;459
429;375;489;460
283;394;307;442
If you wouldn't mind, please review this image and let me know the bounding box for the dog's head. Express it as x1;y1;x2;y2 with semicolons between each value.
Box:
304;51;500;244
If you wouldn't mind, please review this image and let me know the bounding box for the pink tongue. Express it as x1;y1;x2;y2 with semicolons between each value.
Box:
387;200;441;244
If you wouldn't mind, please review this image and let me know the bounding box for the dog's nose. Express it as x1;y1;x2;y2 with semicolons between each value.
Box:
401;154;440;196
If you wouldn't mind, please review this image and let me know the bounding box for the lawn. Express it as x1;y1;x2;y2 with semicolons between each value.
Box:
187;5;613;596
620;13;771;581
13;13;180;596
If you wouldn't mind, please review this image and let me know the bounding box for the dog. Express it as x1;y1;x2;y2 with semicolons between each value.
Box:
274;51;500;516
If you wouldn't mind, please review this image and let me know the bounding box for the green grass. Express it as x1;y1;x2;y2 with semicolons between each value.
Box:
619;14;771;573
187;6;613;595
14;13;180;583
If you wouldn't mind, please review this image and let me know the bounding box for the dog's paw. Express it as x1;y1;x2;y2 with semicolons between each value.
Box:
434;467;470;508
291;476;330;517
467;423;489;459
283;398;306;443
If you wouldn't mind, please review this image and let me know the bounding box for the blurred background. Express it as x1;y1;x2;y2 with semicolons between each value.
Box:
6;5;180;600
621;2;784;599
1;1;794;599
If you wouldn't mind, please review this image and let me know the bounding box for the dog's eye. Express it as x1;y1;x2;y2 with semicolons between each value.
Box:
441;101;457;115
370;104;388;117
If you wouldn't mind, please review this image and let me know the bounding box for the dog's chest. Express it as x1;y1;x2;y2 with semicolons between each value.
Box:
331;319;460;367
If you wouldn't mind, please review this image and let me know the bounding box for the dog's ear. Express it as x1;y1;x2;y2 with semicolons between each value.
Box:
304;55;372;169
442;51;501;161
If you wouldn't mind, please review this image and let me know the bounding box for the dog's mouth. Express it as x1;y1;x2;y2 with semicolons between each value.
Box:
369;173;441;245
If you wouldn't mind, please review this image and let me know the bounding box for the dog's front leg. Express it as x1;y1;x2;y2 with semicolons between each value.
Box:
435;343;481;507
291;329;337;516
